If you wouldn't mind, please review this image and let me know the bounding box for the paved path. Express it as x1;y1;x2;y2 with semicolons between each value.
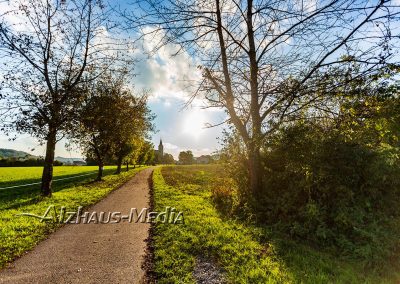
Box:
0;168;153;284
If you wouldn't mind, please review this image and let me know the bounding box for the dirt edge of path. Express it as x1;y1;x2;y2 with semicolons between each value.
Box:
141;169;157;284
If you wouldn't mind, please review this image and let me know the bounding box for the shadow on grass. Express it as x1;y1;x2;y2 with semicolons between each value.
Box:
0;168;116;211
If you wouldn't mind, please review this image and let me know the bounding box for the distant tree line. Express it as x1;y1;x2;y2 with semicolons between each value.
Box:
177;151;215;165
0;158;63;167
154;153;175;165
178;151;194;165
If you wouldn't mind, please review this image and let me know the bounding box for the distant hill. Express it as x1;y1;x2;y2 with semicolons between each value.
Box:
55;156;86;165
0;149;85;165
0;148;38;159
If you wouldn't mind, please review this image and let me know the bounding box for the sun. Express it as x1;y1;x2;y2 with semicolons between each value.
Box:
182;111;206;138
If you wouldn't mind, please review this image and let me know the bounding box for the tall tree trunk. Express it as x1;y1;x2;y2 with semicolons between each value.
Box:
248;143;262;197
116;155;123;174
97;161;103;181
246;0;263;197
93;144;104;181
41;129;57;197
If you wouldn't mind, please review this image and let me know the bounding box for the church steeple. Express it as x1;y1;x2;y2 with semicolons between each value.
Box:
158;139;164;157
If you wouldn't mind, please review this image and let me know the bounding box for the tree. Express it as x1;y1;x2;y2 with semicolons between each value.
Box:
127;0;400;196
334;73;400;148
75;88;116;181
137;141;155;165
154;151;163;164
0;0;122;196
112;93;154;174
72;74;150;180
179;151;194;165
124;137;145;170
114;142;135;174
163;153;175;164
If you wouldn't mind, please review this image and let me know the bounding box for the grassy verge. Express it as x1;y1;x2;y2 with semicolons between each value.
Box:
152;165;400;283
0;166;148;268
0;166;118;211
0;166;114;186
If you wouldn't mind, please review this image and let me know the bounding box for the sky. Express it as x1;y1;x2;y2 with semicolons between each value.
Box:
1;0;398;160
0;0;226;159
0;57;226;159
127;28;227;159
0;94;226;160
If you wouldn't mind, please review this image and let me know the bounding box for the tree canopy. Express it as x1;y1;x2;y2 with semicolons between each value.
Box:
71;73;154;180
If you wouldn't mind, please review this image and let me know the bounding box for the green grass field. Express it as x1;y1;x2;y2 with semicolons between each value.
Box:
152;165;400;283
0;166;106;185
0;166;118;211
0;165;147;268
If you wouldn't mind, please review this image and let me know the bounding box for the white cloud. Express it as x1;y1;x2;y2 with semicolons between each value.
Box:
151;96;225;160
132;27;201;102
163;142;179;150
0;0;34;31
131;27;226;156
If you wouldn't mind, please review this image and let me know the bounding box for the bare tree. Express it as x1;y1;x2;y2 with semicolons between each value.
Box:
0;0;127;196
125;0;400;195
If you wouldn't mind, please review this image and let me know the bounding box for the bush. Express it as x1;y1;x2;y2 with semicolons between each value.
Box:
222;122;400;264
258;124;400;262
210;177;238;216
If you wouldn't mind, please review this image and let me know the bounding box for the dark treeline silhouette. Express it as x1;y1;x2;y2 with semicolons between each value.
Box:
0;158;63;167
